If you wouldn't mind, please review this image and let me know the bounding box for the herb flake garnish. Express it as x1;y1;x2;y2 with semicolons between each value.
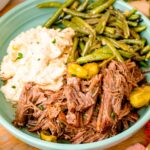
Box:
16;52;23;60
52;39;56;44
71;74;76;77
12;85;16;89
38;105;44;111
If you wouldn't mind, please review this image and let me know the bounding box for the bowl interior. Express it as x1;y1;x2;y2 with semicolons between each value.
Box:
0;0;150;150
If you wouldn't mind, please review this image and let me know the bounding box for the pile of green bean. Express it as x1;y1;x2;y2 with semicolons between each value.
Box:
37;0;150;65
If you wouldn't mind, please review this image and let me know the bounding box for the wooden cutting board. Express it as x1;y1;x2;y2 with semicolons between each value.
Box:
0;0;148;149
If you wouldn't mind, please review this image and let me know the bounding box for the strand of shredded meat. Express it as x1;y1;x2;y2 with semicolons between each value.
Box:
13;60;144;143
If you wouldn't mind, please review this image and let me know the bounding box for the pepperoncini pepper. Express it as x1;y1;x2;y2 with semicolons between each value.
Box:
40;131;57;142
129;85;150;108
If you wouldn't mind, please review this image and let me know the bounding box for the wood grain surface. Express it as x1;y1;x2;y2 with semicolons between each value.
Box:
0;0;148;150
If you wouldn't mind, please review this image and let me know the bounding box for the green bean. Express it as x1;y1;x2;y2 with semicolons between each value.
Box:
82;35;93;56
128;21;138;27
108;38;133;52
141;45;150;55
59;11;65;20
133;25;147;32
105;27;115;34
116;10;130;38
43;0;74;28
90;0;115;14
72;17;96;38
63;8;101;19
95;46;133;58
97;36;102;42
108;6;114;10
141;38;147;47
91;40;101;50
85;18;101;25
130;29;140;40
102;37;124;62
41;0;149;64
37;2;62;8
109;21;123;29
91;43;101;51
108;16;116;23
94;46;111;54
77;52;112;64
134;54;146;61
81;37;89;42
76;33;86;37
96;11;110;34
132;45;143;52
124;9;137;18
62;20;90;35
97;46;133;58
99;56;115;68
128;14;141;21
87;0;106;10
67;37;79;63
109;13;123;25
102;46;134;59
79;41;85;51
54;18;64;25
146;51;150;59
77;0;89;11
121;39;146;47
104;33;123;39
63;15;72;20
64;0;89;20
70;0;80;10
118;50;133;58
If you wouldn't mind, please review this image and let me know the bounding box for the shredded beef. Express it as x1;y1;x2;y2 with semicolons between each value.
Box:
13;60;144;144
96;60;143;134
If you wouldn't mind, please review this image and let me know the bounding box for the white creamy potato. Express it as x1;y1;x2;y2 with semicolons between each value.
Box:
0;26;75;103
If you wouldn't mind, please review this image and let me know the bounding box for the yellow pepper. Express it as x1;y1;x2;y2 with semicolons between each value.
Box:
40;131;57;142
83;63;99;78
68;63;88;79
129;85;150;108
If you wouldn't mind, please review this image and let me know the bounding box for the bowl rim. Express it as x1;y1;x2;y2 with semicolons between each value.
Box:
0;0;150;149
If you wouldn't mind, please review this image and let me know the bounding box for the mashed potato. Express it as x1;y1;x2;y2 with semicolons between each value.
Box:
0;26;75;103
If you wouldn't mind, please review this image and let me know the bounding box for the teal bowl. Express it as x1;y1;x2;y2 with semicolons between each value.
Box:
0;0;150;149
